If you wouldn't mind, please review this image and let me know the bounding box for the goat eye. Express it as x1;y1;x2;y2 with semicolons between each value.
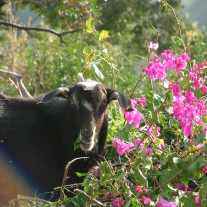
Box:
102;100;107;106
69;100;74;105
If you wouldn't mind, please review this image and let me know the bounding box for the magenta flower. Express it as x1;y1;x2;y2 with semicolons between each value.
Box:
134;139;145;150
161;49;175;70
136;97;146;108
135;185;142;193
155;197;177;207
154;54;160;62
112;138;132;156
193;80;201;89
139;196;151;205
199;61;206;69
112;198;124;207
195;196;201;207
148;126;160;138
181;52;190;61
174;183;192;193
145;148;153;157
189;72;197;82
185;88;197;105
94;166;100;178
124;108;143;129
202;166;207;176
200;84;207;93
169;83;182;97
174;56;187;73
149;41;159;50
142;61;166;81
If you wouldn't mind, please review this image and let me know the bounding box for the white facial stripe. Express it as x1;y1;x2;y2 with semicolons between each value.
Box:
82;100;93;112
78;81;99;90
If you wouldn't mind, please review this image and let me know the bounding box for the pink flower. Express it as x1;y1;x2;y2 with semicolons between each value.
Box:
202;166;207;176
174;56;187;73
154;54;160;62
148;126;160;138
185;88;197;105
200;84;207;93
94;166;100;178
149;41;159;50
124;109;143;129
189;72;197;82
136;97;146;108
195;196;201;207
139;196;151;205
135;185;142;193
181;52;190;61
199;62;205;69
142;61;166;81
193;80;201;89
124;100;143;129
145;148;153;157
134;139;145;150
174;183;192;193
156;164;161;170
112;138;132;156
169;83;182;97
112;198;124;207
161;49;175;70
155;197;177;207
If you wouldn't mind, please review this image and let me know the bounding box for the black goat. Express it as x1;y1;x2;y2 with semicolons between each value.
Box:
0;80;133;204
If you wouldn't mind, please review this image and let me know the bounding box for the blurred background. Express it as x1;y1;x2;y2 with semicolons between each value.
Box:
0;0;206;97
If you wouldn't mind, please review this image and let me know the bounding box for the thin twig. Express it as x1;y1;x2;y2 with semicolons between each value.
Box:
74;189;106;207
139;129;168;154
59;157;89;200
148;170;181;195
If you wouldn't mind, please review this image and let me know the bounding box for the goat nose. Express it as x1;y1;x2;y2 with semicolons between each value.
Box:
81;128;93;138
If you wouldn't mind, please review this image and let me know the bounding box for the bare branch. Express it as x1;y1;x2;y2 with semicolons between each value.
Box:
74;189;106;207
0;21;83;39
59;157;89;201
0;69;32;98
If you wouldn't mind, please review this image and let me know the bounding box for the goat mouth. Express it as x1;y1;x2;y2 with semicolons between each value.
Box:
80;142;93;151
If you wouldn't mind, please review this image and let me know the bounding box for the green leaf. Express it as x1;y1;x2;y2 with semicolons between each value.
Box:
99;161;111;181
184;195;196;207
172;36;183;46
180;170;190;186
131;198;141;207
188;155;203;176
83;45;92;55
91;62;104;79
154;93;164;105
99;30;109;41
194;132;206;144
76;172;87;177
74;136;81;150
86;15;95;33
143;156;152;170
133;167;147;186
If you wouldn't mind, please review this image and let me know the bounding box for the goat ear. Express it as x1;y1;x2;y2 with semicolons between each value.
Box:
106;89;134;111
39;87;70;103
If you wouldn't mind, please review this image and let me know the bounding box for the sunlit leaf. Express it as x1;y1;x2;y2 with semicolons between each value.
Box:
91;62;104;79
99;30;109;41
86;15;95;33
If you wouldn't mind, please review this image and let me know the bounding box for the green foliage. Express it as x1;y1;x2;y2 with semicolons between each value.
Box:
0;0;207;207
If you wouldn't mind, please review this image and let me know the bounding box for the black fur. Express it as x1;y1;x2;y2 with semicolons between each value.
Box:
0;81;133;204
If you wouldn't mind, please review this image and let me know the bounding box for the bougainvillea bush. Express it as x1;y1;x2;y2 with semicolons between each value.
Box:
14;1;206;207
